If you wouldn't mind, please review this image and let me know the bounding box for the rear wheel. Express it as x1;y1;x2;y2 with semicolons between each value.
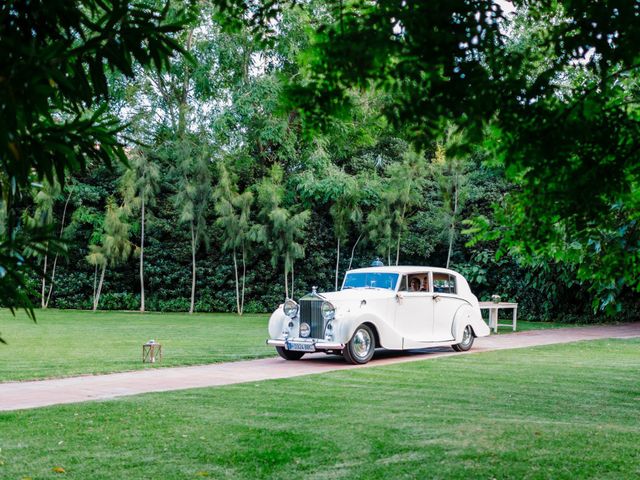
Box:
343;324;376;364
276;346;305;360
452;325;474;352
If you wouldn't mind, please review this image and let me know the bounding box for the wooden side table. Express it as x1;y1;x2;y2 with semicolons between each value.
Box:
479;302;518;333
143;342;162;363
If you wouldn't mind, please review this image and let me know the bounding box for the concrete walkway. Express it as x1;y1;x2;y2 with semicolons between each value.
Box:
1;323;638;412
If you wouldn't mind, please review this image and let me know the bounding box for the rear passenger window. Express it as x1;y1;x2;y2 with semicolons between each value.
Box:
433;273;456;294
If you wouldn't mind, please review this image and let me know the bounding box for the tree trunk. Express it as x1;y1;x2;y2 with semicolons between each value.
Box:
41;251;48;308
233;246;240;315
284;268;289;300
240;244;246;316
335;238;340;291
178;29;195;135
140;197;145;312
45;188;73;308
190;220;196;314
93;264;106;311
347;233;363;271
291;261;295;298
92;264;98;307
396;202;408;266
446;179;459;269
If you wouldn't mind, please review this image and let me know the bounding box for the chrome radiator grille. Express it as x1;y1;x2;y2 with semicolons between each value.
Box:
300;298;325;339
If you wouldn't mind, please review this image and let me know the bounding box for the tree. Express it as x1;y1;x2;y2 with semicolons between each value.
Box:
86;198;133;311
122;151;161;312
366;199;394;266
430;139;472;269
386;150;427;265
31;180;75;309
298;162;364;289
0;0;188;319
253;166;310;299
214;164;253;315
27;180;59;308
171;138;213;314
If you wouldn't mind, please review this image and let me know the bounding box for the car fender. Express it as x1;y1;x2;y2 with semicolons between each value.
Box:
268;306;290;339
451;304;490;342
333;312;402;349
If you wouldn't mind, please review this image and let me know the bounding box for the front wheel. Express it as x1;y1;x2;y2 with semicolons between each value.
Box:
343;324;376;364
276;346;305;360
452;325;474;352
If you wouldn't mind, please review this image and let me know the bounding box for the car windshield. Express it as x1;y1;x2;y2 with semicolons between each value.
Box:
342;272;399;291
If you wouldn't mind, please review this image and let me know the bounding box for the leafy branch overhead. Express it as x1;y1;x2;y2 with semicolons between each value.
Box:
215;0;640;312
0;0;190;322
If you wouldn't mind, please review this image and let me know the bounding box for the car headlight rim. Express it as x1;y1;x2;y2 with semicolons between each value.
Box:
321;301;335;321
283;299;299;318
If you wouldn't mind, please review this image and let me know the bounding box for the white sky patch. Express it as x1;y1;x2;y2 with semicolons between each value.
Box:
494;0;516;16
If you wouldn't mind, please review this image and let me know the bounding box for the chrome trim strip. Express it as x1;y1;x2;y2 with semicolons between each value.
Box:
266;339;345;350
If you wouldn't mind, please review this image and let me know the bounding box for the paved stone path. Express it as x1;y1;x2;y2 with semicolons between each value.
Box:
1;323;638;412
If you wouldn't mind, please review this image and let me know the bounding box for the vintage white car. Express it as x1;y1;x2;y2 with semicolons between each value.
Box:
267;266;490;364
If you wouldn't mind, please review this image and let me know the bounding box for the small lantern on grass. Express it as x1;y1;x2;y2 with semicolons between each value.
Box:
143;339;162;363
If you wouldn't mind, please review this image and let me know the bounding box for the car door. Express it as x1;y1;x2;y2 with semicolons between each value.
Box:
394;274;434;342
432;273;465;341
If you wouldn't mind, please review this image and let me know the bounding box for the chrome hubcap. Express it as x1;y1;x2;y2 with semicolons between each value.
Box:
353;329;372;358
462;326;472;346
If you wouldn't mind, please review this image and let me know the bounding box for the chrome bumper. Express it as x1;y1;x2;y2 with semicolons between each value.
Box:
266;338;345;350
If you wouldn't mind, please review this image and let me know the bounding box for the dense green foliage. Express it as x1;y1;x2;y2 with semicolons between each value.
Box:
6;1;639;321
7;4;637;321
233;0;640;314
1;338;639;478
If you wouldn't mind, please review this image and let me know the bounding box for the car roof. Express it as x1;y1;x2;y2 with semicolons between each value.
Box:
346;266;461;276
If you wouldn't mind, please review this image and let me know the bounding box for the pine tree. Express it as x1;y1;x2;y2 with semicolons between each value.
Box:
86;198;133;311
121;151;160;312
172;139;212;314
214;164;253;315
252;166;310;299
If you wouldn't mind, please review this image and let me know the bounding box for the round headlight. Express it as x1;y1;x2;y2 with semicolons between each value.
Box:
321;301;335;321
300;322;310;337
283;299;299;317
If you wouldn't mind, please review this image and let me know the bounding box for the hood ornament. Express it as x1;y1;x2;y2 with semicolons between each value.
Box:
312;286;318;294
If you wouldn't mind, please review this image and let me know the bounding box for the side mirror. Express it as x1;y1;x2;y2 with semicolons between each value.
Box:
396;293;403;303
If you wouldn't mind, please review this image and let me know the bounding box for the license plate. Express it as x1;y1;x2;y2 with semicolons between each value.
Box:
286;341;316;352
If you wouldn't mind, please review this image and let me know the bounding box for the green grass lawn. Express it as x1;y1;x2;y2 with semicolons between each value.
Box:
0;338;638;479
0;309;272;382
0;308;589;382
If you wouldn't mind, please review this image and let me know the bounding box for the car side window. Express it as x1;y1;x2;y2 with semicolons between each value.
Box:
433;273;457;294
401;275;431;292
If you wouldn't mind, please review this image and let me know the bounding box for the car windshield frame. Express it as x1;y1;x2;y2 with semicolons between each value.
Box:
342;272;400;291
